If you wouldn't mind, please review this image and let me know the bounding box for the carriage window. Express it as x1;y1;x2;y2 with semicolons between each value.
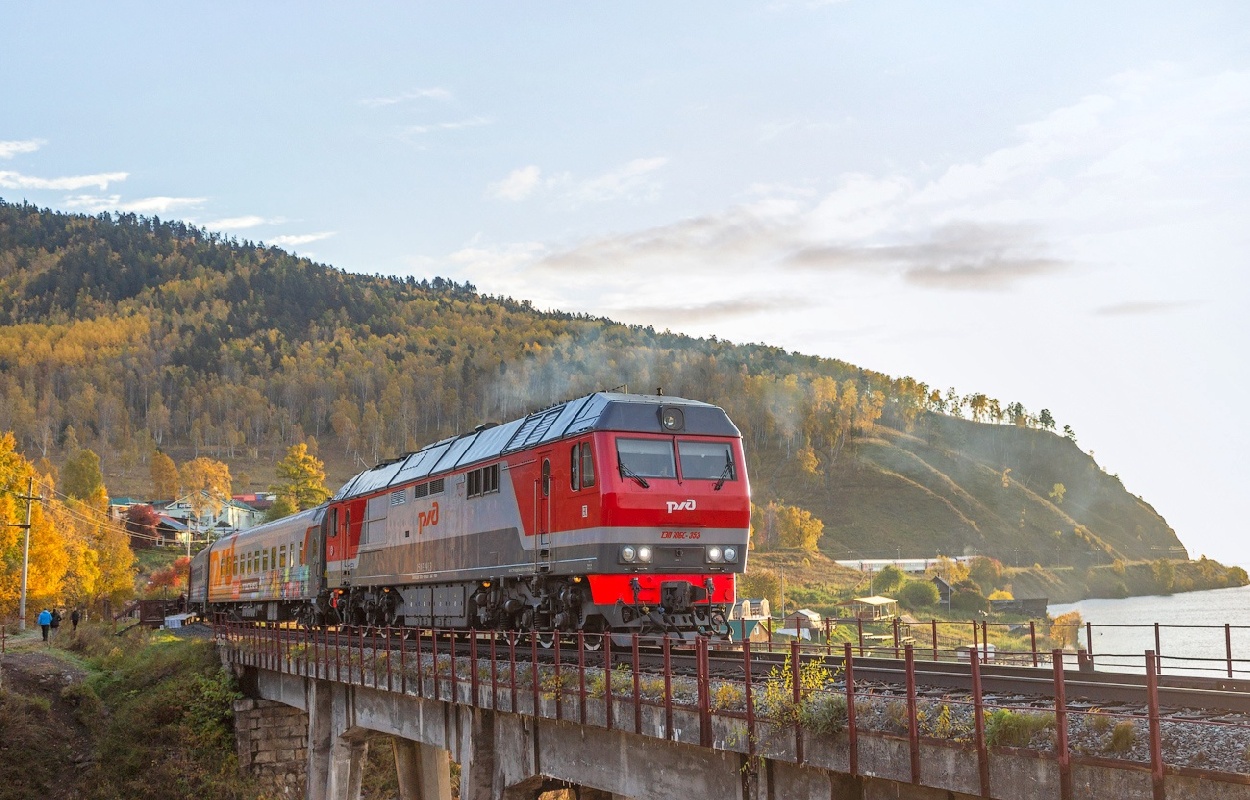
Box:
299;541;305;565
616;438;676;478
678;440;736;481
279;545;287;569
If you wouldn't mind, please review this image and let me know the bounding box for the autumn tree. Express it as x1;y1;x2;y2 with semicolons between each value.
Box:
151;451;178;500
178;457;232;530
125;503;161;549
62;447;104;501
750;501;824;552
271;442;332;511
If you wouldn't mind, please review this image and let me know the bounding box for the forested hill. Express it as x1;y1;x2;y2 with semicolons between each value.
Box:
0;199;1188;569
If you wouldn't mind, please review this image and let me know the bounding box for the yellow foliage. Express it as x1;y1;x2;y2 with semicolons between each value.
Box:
987;589;1014;601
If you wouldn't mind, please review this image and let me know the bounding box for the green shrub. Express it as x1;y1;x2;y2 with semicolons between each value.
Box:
1108;720;1137;754
800;693;848;735
985;709;1054;748
898;580;940;609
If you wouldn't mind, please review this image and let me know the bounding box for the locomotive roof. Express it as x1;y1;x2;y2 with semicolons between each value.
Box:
332;392;739;501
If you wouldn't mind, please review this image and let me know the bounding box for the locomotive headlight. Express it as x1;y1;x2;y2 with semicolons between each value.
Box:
707;546;724;563
638;546;653;563
659;406;685;431
621;546;637;563
724;547;738;563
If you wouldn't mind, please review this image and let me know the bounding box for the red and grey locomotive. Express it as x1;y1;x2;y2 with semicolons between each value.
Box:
189;392;751;641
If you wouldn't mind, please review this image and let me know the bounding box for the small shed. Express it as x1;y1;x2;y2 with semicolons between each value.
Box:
776;608;823;640
931;576;952;605
849;595;898;621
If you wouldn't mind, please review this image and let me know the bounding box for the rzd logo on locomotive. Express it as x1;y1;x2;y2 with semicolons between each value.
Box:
418;502;440;535
666;499;696;513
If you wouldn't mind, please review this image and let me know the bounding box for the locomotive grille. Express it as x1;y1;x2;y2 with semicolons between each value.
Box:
389;489;407;506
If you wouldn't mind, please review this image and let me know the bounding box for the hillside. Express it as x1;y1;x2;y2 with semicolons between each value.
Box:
0;200;1190;574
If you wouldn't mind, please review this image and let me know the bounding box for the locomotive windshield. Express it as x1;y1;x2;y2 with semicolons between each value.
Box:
616;438;677;478
677;440;736;481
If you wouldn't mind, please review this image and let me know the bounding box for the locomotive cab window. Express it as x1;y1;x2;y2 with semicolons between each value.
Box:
571;442;595;491
616;438;676;478
678;440;736;481
542;459;551;496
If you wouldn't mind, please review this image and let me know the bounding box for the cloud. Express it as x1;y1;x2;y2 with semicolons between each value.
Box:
361;88;453;107
1094;301;1192;316
270;232;336;248
0;170;127;191
402;116;492;135
487;166;542;202
572;157;668;204
615;295;815;324
202;215;280;229
62;194;205;214
0;139;44;159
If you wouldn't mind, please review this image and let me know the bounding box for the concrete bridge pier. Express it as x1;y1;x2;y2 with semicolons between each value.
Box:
392;739;453;800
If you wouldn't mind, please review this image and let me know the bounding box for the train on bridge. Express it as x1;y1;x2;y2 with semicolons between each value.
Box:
189;392;751;643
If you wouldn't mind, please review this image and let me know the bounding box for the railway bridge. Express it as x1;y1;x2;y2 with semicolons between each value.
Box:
217;622;1250;800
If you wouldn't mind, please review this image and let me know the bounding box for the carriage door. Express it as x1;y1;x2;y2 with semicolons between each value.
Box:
536;454;552;572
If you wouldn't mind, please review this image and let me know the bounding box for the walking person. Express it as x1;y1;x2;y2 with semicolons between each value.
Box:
49;608;62;639
70;608;81;632
37;608;52;642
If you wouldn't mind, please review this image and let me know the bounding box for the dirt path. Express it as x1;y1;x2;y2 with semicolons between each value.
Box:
0;630;97;800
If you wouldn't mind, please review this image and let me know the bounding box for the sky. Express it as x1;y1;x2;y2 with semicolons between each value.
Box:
2;3;1248;564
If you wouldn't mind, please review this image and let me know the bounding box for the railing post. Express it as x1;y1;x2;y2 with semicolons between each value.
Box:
470;629;479;707
577;631;586;725
415;628;424;698
980;620;988;664
1030;621;1038;668
857;617;864;656
1146;650;1165;800
554;632;563;721
893;616;901;659
905;644;919;783
1052;650;1072;800
632;633;642;734
450;629;459;700
432;628;440;699
970;645;989;797
491;632;499;711
1153;623;1163;675
509;631;517;713
971;621;979;664
359;625;366;687
386;626;393;692
335;625;341;683
400;626;407;694
604;630;614;731
663;634;674;739
791;638;803;765
531;631;539;715
931;619;938;661
1227;624;1234;679
697;637;712;747
744;638;755;760
1086;621;1094;662
843;643;857;777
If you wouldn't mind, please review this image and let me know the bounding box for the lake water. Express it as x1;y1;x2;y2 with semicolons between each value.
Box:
1049;584;1250;677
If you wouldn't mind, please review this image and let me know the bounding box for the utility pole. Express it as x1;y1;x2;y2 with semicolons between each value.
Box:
17;476;41;631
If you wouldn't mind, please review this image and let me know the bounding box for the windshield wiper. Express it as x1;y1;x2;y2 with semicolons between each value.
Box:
618;459;650;489
713;459;734;491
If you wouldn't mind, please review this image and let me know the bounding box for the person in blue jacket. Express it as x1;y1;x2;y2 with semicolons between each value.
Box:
37;608;52;641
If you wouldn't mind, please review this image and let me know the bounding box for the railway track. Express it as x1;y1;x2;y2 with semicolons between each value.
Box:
225;623;1250;719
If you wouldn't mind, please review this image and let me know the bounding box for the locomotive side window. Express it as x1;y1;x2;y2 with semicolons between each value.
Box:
616;438;677;478
467;464;500;498
571;442;595;490
581;442;595;487
677;440;736;481
542;459;551;497
329;508;338;537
